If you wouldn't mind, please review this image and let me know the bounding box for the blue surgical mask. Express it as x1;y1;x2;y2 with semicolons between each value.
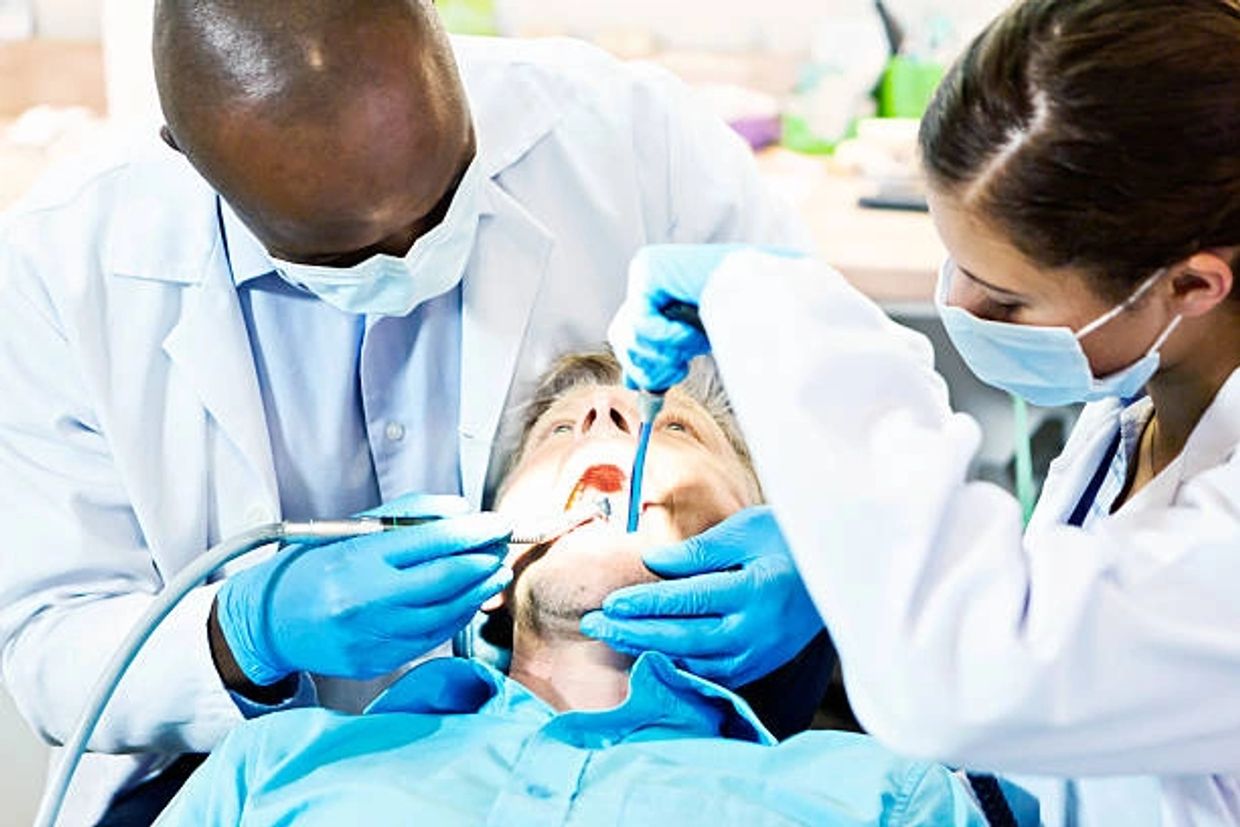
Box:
271;159;485;317
935;260;1182;407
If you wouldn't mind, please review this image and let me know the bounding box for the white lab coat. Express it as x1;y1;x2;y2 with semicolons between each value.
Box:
0;38;804;825
700;252;1240;827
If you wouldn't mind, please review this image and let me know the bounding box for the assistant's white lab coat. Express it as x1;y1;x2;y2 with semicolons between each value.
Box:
701;252;1240;826
0;38;804;825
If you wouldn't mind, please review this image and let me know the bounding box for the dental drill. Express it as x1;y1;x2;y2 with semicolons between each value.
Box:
33;499;610;827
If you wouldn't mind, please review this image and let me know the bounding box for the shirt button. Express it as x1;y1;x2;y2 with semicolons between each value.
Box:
524;783;554;800
384;421;406;442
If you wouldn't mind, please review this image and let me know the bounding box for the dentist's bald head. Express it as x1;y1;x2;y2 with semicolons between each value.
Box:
153;0;475;267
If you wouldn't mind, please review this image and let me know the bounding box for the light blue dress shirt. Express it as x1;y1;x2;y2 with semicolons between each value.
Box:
157;652;985;826
220;201;463;523
219;201;464;712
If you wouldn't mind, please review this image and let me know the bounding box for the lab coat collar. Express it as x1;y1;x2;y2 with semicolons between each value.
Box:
1032;367;1240;529
365;652;774;747
104;39;569;287
218;199;276;287
456;181;552;507
1179;366;1240;477
103;136;221;284
454;34;575;177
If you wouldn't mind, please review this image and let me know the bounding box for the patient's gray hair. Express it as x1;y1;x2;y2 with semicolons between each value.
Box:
496;348;760;500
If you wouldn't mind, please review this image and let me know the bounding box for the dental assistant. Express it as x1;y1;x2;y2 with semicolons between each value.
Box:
0;0;820;822
602;1;1240;825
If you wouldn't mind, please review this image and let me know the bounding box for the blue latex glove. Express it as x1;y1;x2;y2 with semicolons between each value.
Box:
217;494;513;685
580;507;823;688
607;244;805;392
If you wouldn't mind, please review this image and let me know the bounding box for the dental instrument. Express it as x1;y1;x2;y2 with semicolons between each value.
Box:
627;392;662;532
627;299;705;533
511;496;611;544
33;499;611;827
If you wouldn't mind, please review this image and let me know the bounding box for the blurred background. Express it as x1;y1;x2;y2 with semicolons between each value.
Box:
2;2;1070;824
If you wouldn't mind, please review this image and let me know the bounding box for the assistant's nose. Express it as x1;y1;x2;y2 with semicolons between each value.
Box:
580;390;636;437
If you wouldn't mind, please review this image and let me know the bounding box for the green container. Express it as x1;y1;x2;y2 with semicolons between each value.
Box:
435;0;499;36
878;56;944;119
780;113;838;156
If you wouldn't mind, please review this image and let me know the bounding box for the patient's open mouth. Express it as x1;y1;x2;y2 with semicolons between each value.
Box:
564;464;627;512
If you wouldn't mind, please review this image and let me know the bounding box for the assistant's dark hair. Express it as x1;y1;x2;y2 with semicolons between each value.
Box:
920;0;1240;300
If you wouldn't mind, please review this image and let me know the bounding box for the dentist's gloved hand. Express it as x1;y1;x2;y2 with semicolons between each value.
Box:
607;244;804;392
579;506;823;688
216;494;512;686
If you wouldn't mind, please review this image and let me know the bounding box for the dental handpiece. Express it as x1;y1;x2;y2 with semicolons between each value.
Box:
506;496;612;545
335;496;613;546
327;498;612;550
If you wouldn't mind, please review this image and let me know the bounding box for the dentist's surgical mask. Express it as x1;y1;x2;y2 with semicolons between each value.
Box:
936;260;1182;407
271;159;485;317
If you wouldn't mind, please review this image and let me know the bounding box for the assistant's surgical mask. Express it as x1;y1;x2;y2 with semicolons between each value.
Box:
936;260;1182;407
271;158;486;317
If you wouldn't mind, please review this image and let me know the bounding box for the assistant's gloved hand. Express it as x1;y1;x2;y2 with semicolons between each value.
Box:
579;506;823;688
216;494;513;686
607;244;804;392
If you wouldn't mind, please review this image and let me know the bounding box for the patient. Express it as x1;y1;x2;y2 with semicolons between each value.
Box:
156;352;984;826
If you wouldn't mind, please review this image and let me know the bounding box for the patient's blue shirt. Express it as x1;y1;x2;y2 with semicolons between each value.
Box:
157;652;984;826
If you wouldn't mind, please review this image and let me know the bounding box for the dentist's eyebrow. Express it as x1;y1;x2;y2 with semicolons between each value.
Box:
958;264;1026;298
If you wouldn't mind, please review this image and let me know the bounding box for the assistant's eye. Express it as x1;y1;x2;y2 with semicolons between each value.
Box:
980;296;1025;322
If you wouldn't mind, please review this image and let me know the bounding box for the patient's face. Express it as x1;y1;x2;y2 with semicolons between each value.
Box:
495;382;761;626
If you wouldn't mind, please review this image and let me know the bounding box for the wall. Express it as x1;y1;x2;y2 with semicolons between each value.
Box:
506;0;1008;51
31;0;99;38
27;0;1008;45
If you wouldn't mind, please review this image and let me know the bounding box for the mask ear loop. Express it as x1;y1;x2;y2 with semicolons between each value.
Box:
1075;267;1169;340
1146;313;1184;353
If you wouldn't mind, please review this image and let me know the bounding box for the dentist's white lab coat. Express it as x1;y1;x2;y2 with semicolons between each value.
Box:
702;253;1240;827
0;38;804;825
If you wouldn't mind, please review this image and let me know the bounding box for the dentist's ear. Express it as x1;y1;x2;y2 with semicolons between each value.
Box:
160;125;182;153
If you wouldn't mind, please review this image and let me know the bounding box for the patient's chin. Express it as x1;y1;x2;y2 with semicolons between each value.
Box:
519;528;659;628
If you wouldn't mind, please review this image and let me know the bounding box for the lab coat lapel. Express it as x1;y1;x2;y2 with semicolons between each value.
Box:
161;233;280;514
458;181;553;507
105;138;280;526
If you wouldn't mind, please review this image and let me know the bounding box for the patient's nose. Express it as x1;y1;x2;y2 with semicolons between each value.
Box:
580;391;635;436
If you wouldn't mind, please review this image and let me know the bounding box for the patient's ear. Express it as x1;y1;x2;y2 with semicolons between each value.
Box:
481;585;510;613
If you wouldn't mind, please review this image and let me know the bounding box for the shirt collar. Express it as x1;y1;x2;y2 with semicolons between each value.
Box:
218;198;278;287
365;652;774;747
